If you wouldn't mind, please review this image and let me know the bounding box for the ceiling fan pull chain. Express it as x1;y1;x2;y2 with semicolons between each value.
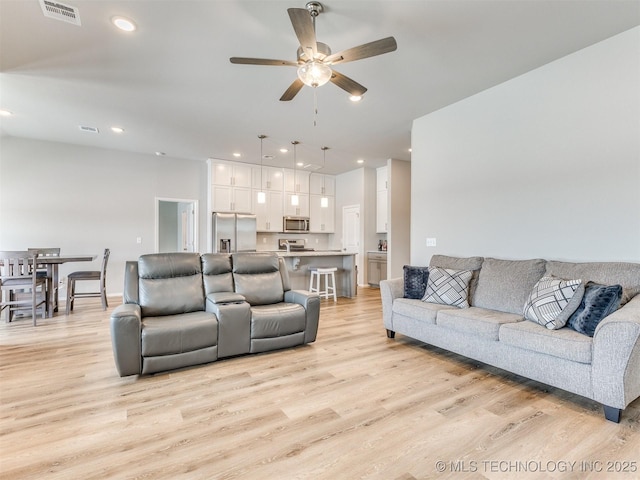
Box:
313;87;318;127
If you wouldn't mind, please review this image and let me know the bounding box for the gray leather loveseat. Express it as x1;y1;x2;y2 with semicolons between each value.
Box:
110;252;320;376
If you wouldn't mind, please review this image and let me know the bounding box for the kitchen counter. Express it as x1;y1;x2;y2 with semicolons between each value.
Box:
265;250;357;298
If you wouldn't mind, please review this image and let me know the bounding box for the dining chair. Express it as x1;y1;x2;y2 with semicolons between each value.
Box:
66;248;110;314
28;248;61;309
0;250;48;325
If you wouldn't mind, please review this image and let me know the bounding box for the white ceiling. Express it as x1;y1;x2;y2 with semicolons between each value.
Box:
1;0;639;174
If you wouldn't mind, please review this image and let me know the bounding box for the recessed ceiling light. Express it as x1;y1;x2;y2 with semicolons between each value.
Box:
357;159;364;164
0;109;13;116
296;161;304;167
111;126;124;133
279;148;289;153
408;148;412;153
233;152;241;158
349;95;362;102
112;16;136;32
155;151;166;156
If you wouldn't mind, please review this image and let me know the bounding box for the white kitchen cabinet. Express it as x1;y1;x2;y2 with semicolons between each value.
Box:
284;169;310;194
310;194;335;232
376;166;388;233
309;173;335;196
253;190;283;232
211;185;252;213
284;193;309;217
252;166;284;191
211;161;252;188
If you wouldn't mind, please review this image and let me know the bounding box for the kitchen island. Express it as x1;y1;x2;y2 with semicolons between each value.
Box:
271;251;357;298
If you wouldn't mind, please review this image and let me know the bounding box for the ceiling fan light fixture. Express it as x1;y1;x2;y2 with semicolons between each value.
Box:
297;61;332;88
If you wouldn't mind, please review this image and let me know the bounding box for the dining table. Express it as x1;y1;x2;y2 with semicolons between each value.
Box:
36;254;97;317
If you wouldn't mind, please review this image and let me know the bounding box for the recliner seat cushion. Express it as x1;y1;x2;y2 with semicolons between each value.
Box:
141;311;218;356
250;303;306;338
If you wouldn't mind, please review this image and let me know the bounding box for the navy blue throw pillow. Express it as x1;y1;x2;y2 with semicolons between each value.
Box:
403;265;429;299
567;282;623;337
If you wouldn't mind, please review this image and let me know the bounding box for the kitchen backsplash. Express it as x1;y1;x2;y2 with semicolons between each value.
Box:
256;232;335;251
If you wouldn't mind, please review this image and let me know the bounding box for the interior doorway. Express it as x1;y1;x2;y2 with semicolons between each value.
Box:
156;198;198;253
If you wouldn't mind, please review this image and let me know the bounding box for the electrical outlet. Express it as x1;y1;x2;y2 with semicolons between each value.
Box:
136;237;142;244
426;237;437;247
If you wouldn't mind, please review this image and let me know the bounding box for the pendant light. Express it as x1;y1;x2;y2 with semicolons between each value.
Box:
291;141;300;206
257;135;266;204
320;146;329;208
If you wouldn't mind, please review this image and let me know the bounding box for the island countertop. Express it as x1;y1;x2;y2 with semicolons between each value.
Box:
270;250;352;257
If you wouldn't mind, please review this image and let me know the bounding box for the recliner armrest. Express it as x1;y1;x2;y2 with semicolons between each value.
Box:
110;304;142;377
285;290;320;343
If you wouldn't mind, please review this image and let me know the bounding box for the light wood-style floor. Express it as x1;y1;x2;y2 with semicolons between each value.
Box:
1;287;639;479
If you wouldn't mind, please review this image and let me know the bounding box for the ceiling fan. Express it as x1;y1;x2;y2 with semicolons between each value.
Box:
230;1;397;101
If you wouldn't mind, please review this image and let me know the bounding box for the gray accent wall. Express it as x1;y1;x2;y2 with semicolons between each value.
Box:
0;138;209;294
411;27;640;265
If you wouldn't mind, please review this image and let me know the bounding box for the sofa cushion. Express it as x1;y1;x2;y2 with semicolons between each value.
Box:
499;320;593;364
393;298;456;325
201;253;234;294
429;255;484;301
423;267;473;308
523;276;585;330
473;258;546;315
141;311;218;356
403;265;429;299
138;253;204;316
545;260;640;306
250;303;306;338
436;307;522;341
567;282;623;336
232;253;284;305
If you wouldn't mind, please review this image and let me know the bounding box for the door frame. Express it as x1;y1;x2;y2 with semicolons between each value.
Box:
155;197;198;253
342;204;362;285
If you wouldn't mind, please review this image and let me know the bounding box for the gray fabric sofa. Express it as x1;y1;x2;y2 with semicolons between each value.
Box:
110;252;320;377
380;255;640;422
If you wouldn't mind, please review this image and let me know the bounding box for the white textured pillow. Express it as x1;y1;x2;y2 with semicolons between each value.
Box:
422;267;473;308
523;276;585;330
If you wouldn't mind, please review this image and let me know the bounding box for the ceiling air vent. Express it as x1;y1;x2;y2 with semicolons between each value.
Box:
79;125;99;133
39;0;81;26
302;163;322;171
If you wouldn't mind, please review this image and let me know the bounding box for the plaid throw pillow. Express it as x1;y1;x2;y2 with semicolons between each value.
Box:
422;267;473;308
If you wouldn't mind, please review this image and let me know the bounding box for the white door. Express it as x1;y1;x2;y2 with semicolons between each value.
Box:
342;204;361;284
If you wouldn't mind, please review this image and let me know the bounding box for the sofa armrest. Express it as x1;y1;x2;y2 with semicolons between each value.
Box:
109;304;142;377
380;277;403;332
285;289;320;344
592;294;640;409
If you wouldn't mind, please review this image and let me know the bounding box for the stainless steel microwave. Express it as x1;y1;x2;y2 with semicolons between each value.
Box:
283;216;310;233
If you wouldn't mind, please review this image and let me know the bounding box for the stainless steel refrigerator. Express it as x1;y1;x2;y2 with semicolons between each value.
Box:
212;212;257;253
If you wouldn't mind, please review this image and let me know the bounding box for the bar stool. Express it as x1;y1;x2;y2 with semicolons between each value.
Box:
309;267;337;302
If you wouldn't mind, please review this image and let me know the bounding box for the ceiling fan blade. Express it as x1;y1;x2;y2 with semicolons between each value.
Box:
280;78;305;101
288;8;317;59
330;70;367;97
230;57;297;67
325;37;397;65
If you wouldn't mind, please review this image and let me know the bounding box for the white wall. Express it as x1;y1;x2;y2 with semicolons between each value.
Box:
0;137;209;294
411;27;640;265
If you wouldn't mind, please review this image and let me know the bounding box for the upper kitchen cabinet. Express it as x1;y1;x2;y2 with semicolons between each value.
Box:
309;173;335;196
284;169;310;194
310;194;335;232
210;160;253;212
376;166;388;233
253;189;283;232
211;161;252;188
252;166;284;191
284;193;309;218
